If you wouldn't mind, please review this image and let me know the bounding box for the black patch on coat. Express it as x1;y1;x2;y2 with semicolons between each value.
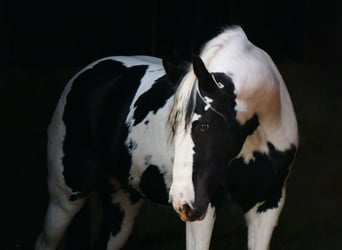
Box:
133;75;176;125
62;59;148;198
127;186;142;204
226;142;297;213
139;165;169;204
242;114;259;135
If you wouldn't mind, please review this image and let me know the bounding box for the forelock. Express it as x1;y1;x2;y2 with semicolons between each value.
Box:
168;72;198;138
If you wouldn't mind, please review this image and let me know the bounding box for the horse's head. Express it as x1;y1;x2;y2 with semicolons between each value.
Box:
167;55;258;221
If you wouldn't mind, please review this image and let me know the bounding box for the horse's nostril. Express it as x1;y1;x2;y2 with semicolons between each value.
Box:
182;204;195;217
182;204;191;212
177;204;195;222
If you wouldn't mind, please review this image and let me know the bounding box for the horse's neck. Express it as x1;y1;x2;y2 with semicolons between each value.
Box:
236;82;298;162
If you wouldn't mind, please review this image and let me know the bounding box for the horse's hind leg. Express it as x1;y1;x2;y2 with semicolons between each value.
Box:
35;184;87;250
96;186;143;250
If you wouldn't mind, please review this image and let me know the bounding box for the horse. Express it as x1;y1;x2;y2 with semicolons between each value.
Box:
35;26;298;250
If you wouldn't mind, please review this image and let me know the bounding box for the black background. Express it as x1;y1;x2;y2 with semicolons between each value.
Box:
2;0;339;67
1;0;341;249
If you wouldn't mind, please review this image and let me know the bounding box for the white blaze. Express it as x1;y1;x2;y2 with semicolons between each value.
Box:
169;114;200;211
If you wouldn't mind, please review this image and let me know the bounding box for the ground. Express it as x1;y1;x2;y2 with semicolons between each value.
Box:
1;61;341;249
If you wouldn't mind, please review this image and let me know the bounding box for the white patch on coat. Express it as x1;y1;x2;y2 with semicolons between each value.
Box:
109;55;174;193
237;126;269;163
124;60;175;194
126;97;175;193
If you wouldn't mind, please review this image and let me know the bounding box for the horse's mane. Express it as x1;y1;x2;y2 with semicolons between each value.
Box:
168;26;248;137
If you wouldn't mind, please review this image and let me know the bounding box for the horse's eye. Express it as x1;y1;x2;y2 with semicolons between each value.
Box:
199;123;210;132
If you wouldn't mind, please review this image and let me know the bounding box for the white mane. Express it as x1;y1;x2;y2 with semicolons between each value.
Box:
168;26;250;134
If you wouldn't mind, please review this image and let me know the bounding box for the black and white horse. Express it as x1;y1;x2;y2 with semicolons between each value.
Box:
36;26;298;250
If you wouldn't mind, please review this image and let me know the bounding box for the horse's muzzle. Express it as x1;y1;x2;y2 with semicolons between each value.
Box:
177;204;206;222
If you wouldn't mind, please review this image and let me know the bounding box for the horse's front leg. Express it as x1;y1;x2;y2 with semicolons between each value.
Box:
186;204;216;250
245;188;286;250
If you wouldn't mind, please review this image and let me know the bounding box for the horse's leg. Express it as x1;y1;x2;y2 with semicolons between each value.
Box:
35;187;87;250
96;187;143;250
245;188;286;250
186;204;216;250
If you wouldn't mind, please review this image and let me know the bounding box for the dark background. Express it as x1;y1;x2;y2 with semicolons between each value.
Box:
1;0;341;249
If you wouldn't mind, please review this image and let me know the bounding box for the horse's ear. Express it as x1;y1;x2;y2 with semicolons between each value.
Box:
162;58;184;86
192;54;214;93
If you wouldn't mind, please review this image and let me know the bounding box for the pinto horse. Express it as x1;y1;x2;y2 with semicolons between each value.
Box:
36;26;298;250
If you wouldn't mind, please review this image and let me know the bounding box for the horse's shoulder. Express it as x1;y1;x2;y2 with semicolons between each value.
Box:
228;141;296;212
